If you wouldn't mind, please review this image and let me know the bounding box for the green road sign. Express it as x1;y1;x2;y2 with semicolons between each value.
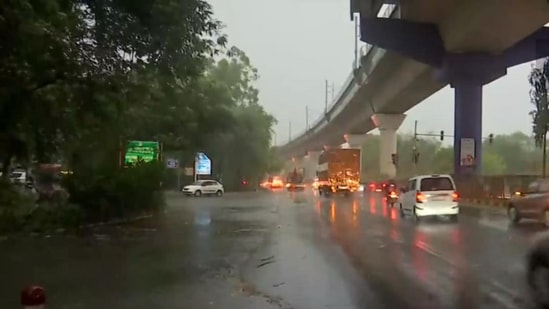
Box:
125;140;160;165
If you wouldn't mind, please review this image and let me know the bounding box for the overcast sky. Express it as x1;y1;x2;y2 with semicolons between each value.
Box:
207;0;534;145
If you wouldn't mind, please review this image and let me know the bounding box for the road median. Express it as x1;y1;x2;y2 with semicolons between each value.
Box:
460;198;508;208
458;198;509;218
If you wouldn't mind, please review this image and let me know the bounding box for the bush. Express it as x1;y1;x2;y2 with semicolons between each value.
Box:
23;203;85;233
0;180;40;232
63;161;166;223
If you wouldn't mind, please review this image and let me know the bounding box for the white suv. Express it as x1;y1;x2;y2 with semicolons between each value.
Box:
182;180;224;197
399;174;459;221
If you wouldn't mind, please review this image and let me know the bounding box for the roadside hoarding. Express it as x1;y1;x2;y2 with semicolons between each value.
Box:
124;140;160;165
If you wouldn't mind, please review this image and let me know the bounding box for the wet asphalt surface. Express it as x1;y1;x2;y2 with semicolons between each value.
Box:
0;190;545;308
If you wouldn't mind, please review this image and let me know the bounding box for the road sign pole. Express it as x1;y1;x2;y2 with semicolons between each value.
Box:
413;120;418;174
193;158;197;183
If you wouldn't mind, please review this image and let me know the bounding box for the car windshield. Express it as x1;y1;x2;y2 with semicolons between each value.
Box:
420;177;454;191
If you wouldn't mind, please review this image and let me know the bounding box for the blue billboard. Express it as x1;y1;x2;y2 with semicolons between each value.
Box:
195;152;211;175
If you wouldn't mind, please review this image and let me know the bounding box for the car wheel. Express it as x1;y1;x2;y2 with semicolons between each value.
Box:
216;190;223;197
449;214;458;222
529;261;549;308
194;190;202;197
542;210;549;227
508;204;520;224
413;207;421;222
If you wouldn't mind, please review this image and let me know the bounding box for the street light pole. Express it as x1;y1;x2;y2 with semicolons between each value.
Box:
354;15;359;69
271;130;277;146
413;120;418;174
305;106;309;130
324;80;328;113
288;121;292;143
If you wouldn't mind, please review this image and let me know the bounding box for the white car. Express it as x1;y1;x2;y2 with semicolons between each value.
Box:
182;180;224;197
398;174;459;221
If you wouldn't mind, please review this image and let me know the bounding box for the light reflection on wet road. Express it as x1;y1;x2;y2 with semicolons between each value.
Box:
310;191;540;309
0;190;545;308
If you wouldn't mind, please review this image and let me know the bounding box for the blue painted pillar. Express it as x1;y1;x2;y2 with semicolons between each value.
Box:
452;83;483;176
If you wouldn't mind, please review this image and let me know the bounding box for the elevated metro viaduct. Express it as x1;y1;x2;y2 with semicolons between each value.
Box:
280;0;549;180
356;0;549;176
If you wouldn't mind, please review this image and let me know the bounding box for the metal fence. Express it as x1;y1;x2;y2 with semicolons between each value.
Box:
453;174;538;200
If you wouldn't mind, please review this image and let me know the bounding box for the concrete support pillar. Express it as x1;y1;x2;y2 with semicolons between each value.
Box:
453;82;482;176
342;134;369;148
359;17;549;178
371;114;406;179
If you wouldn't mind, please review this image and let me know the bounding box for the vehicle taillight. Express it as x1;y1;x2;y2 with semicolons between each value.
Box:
416;191;426;203
369;183;375;188
452;191;459;202
382;183;387;188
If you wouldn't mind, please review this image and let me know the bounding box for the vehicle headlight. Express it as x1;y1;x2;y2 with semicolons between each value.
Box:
358;185;364;192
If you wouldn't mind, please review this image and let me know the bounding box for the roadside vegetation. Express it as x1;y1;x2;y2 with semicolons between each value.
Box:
0;0;282;233
362;132;547;179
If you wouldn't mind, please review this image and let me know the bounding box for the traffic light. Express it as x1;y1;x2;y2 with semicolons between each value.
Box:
488;133;494;144
440;130;444;141
391;153;397;165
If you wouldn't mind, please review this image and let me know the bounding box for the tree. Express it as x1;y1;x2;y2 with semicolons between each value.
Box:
361;134;380;178
432;147;453;174
360;132;542;178
0;0;228;174
0;0;249;229
528;59;549;177
482;151;506;175
202;47;277;190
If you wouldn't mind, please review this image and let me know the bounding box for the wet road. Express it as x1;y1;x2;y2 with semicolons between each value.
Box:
0;190;543;308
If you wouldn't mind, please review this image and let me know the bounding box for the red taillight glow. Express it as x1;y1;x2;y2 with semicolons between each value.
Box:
369;183;375;188
452;191;459;202
416;191;426;203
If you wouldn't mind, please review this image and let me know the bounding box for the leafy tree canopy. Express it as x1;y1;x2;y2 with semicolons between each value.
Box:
361;132;541;180
0;0;231;173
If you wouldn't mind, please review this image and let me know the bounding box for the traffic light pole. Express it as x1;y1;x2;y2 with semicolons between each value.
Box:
413;120;418;174
412;120;495;174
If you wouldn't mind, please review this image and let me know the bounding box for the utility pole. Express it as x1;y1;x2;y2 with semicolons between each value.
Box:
413;120;418;174
324;79;329;113
543;128;547;178
305;106;309;130
354;15;359;69
288;121;292;143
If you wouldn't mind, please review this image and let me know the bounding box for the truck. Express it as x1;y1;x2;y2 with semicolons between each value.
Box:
317;148;361;197
286;167;306;191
